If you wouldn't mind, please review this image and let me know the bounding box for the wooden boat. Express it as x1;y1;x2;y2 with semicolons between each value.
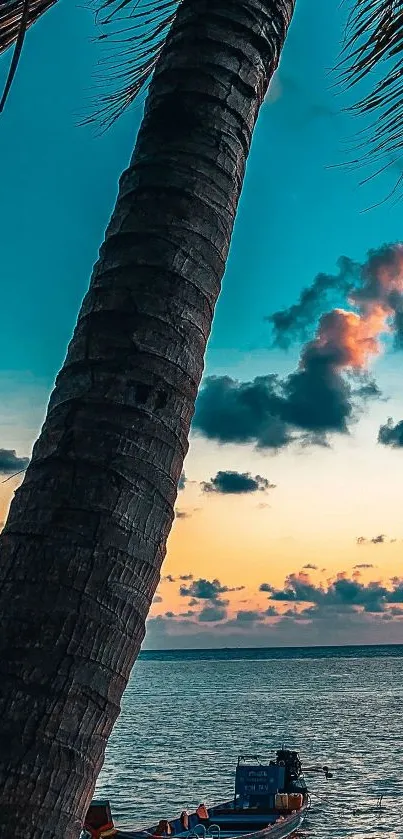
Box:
82;748;331;839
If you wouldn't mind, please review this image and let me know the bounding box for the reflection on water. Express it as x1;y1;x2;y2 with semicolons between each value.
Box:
96;649;403;837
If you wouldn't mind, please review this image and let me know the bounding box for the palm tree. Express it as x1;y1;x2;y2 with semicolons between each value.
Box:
0;1;296;837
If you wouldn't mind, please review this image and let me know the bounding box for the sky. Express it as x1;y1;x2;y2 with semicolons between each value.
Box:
1;0;403;649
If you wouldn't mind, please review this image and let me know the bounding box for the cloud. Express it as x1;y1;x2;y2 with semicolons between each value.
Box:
161;574;176;583
179;574;193;581
193;243;398;451
175;509;190;519
235;610;265;623
267;256;360;348
198;604;228;623
268;243;403;349
152;594;163;603
303;564;318;570
180;577;244;600
264;571;403;614
354;563;374;569
144;570;403;649
193;306;384;450
178;471;186;490
356;535;394;545
378;418;403;448
201;470;275;495
0;448;29;475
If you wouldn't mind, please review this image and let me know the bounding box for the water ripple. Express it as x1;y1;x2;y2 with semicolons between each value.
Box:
96;652;403;837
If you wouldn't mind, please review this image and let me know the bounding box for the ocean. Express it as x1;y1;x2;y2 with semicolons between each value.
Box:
96;645;403;838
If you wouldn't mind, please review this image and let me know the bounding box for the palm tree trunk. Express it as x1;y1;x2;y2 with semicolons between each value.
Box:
0;1;294;837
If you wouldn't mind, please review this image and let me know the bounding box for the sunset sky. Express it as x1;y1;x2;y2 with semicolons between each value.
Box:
1;0;403;649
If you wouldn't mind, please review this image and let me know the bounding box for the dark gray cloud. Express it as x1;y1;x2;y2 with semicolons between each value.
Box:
378;418;403;447
153;594;163;603
198;604;228;623
267;256;360;349
235;610;265;623
193;364;357;452
353;379;383;401
164;609;196;619
263;572;403;614
180;577;244;600
161;573;194;583
356;535;393;545
193;375;292;449
354;563;374;569
303;563;318;570
267;243;403;349
175;509;190;519
0;448;29;475
201;470;275;495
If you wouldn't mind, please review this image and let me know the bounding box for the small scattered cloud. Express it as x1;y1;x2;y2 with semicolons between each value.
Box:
175;509;190;519
153;594;163;604
198;604;228;623
178;471;187;490
378;418;403;448
161;574;176;583
180;577;244;600
235;610;265;623
0;448;29;475
354;563;374;569
201;470;275;495
356;535;394;545
303;563;318;570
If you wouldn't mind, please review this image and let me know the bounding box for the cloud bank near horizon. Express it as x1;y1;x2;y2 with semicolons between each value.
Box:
148;569;403;649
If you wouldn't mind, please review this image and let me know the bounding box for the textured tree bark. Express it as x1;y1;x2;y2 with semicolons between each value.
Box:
0;1;294;837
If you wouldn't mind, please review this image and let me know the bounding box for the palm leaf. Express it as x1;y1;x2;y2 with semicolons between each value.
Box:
339;0;403;174
0;0;181;124
0;0;55;54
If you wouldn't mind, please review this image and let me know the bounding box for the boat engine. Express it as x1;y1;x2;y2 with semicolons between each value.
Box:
275;750;303;785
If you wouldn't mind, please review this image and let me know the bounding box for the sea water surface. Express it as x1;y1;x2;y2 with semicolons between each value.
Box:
96;645;403;838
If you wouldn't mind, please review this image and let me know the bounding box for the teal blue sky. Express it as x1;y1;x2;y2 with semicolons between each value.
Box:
1;0;402;395
2;0;403;648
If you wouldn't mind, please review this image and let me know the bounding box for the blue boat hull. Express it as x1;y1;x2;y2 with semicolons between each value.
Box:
114;801;307;839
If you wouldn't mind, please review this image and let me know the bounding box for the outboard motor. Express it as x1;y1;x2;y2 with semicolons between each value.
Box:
276;750;302;785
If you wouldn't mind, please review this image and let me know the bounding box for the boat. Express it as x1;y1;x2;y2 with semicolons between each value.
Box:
82;748;332;839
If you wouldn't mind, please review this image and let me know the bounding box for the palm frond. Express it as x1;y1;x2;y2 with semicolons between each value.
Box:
0;0;181;125
339;0;403;174
0;0;55;54
85;0;181;128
